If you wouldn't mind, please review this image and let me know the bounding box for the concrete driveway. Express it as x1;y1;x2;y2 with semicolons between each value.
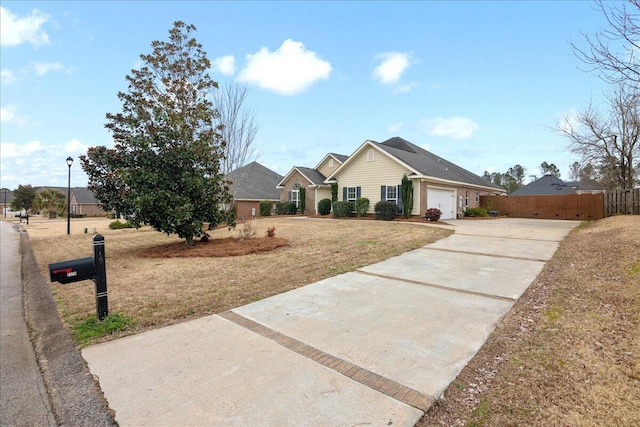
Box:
82;218;578;426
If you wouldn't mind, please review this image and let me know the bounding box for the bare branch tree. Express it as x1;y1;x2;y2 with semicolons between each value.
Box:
571;0;640;84
213;82;259;201
556;83;640;189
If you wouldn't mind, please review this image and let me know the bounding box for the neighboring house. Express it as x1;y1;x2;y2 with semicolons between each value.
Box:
33;186;106;216
227;161;283;220
70;187;106;216
1;188;14;217
512;175;606;196
277;153;348;214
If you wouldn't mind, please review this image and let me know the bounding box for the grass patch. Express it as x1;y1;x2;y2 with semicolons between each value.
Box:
26;216;451;343
72;313;134;347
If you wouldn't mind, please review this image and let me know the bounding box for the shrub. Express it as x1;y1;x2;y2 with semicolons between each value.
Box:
299;187;306;214
259;200;273;216
275;201;297;215
266;226;276;238
108;220;133;229
106;212;117;219
318;198;332;215
424;208;442;222
375;201;397;221
464;207;488;217
238;223;256;240
355;198;370;217
332;201;354;218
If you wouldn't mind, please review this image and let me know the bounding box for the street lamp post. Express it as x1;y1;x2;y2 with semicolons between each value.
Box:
66;157;73;235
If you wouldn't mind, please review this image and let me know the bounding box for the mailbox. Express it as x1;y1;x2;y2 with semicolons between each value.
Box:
49;257;95;284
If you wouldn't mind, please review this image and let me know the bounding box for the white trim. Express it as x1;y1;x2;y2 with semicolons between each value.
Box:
313;153;346;171
419;177;505;193
276;167;315;188
325;140;419;182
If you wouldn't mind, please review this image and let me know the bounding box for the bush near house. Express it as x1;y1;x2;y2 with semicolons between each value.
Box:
259;200;273;217
109;220;134;229
375;201;397;221
424;208;442;221
275;201;297;215
332;201;354;218
355;198;370;217
464;207;488;217
318;198;332;215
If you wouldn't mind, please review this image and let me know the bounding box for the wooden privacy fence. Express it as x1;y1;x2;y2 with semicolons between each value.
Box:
605;188;640;216
480;193;605;220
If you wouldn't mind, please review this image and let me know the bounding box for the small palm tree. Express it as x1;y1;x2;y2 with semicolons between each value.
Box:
35;189;67;219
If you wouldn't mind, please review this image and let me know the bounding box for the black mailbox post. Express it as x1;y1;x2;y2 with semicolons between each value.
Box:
49;234;109;321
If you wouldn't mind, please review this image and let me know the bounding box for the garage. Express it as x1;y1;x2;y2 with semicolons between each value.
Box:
427;188;455;219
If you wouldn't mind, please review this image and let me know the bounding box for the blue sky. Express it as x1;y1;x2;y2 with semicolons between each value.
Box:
0;1;617;190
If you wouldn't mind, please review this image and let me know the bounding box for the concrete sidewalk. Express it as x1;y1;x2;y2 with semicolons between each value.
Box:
83;218;578;426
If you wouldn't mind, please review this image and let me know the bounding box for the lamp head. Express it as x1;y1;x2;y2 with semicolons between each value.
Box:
66;156;74;167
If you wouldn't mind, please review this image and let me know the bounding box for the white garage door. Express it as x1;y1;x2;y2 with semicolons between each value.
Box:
427;188;455;219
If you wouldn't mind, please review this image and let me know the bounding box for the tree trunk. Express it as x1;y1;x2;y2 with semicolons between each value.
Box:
185;236;194;247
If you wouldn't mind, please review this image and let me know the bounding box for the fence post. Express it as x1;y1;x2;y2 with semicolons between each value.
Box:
93;234;109;321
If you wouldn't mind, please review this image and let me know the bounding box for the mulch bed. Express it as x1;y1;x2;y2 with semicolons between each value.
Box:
139;237;289;258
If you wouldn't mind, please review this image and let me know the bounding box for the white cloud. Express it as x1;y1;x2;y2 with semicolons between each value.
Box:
394;82;417;94
211;55;236;76
485;166;496;174
372;52;412;84
64;138;88;154
429;81;447;90
0;105;28;126
419;116;480;140
1;69;17;84
30;61;71;76
0;140;44;158
238;39;332;95
387;122;403;133
0;7;51;47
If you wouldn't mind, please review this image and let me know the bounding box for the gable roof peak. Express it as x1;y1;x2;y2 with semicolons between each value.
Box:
380;136;417;153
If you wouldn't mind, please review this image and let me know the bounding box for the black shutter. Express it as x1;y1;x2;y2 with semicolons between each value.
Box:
380;186;386;201
343;187;347;201
397;184;403;214
288;191;292;202
356;187;361;198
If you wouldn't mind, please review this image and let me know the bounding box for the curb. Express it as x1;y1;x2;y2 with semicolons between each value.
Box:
21;231;118;426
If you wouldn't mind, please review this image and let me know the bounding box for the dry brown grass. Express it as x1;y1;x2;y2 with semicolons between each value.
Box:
24;216;451;343
419;215;640;427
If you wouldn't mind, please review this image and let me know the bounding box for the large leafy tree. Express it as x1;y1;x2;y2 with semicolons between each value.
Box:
81;21;234;245
10;185;37;213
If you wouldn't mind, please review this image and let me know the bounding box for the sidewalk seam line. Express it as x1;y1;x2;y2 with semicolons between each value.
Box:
418;246;549;263
355;271;517;302
218;310;434;412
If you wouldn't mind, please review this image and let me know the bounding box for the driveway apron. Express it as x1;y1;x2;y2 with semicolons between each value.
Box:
82;218;578;426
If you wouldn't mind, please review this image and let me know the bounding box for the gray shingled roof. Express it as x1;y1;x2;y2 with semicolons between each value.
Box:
294;167;328;186
511;175;577;195
376;137;503;190
227;162;283;200
72;187;98;204
330;153;349;163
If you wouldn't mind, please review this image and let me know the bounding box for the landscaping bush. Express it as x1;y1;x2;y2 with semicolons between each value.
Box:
355;198;370;217
108;220;134;229
424;208;442;222
332;201;354;218
275;201;297;215
464;207;488;217
259;200;273;216
375;201;397;221
318;198;332;215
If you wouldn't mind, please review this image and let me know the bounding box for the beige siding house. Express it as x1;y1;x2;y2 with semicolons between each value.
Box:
325;137;504;219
